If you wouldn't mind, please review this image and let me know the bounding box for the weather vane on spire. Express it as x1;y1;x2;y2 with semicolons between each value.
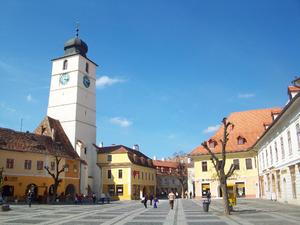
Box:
76;22;80;38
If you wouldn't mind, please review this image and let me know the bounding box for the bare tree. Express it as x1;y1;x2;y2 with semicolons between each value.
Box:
44;156;66;202
201;118;235;215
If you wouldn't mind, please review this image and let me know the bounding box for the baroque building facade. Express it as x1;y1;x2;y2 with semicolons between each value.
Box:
255;85;300;205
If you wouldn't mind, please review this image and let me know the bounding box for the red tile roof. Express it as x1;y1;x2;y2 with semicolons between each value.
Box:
0;116;80;160
288;86;300;92
189;108;281;156
95;145;154;168
153;160;179;168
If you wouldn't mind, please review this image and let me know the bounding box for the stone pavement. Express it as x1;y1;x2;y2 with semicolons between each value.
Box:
0;198;300;225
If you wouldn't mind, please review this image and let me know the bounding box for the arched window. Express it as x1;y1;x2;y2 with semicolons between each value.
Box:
63;60;68;70
85;62;89;73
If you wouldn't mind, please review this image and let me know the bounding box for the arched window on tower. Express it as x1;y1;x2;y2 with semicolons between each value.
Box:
63;60;68;70
85;62;89;73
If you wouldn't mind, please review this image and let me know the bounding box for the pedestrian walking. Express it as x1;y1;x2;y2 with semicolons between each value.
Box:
92;193;96;204
189;191;192;199
168;191;175;209
207;190;211;203
153;196;159;208
149;193;154;206
27;189;34;207
141;194;148;208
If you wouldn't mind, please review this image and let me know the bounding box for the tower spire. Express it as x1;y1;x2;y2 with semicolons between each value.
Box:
76;22;80;38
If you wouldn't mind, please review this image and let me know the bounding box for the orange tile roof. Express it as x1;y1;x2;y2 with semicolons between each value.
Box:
153;160;179;168
95;145;154;168
190;108;281;156
288;86;300;92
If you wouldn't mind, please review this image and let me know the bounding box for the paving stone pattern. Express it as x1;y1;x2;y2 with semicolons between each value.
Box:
0;199;300;225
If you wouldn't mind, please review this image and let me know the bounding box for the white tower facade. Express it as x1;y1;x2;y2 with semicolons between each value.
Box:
47;37;100;195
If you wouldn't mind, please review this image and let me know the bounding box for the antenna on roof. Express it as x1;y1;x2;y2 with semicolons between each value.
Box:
20;118;23;132
75;22;80;38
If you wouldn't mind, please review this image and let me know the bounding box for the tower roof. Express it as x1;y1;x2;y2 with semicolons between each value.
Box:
64;37;88;57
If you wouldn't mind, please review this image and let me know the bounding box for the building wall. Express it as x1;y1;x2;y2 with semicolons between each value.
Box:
194;151;258;199
257;96;300;205
0;150;80;201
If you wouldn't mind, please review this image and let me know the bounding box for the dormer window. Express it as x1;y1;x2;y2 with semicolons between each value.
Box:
85;62;89;73
237;136;246;145
208;139;217;148
63;60;68;70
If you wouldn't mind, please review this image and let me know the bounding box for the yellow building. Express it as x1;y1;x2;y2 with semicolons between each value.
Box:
96;145;156;200
190;108;280;199
0;116;81;202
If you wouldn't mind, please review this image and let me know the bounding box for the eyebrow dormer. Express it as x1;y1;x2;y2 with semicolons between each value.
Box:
208;139;217;148
237;136;247;145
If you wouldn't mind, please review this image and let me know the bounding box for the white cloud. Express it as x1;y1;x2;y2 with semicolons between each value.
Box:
96;76;124;88
238;93;255;99
110;117;132;128
26;94;33;102
167;134;176;139
203;125;220;134
0;102;16;113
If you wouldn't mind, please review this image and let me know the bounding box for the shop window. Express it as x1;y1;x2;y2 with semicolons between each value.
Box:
235;182;245;197
202;161;207;172
24;160;32;170
108;184;115;196
118;169;123;179
233;159;240;170
50;161;55;171
107;155;112;162
63;60;68;70
201;183;210;197
108;169;112;179
116;185;123;196
245;158;252;170
37;161;44;170
6;158;14;169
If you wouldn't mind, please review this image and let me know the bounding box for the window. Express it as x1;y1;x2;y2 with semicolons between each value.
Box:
266;149;269;167
233;159;240;170
274;141;278;162
24;160;32;170
209;140;216;148
288;131;292;155
296;123;300;150
118;169;122;179
269;146;273;165
108;169;112;179
108;184;115;196
202;161;208;172
63;60;68;70
245;158;252;170
85;62;89;73
116;185;123;196
237;136;246;145
50;161;55;171
152;173;154;181
217;160;223;170
84;147;87;155
145;172;147;180
6;159;14;169
280;137;285;160
142;172;144;179
37;161;44;170
73;164;78;173
107;155;112;162
64;164;69;172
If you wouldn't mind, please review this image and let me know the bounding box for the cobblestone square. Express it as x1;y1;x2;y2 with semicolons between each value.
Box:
1;199;300;225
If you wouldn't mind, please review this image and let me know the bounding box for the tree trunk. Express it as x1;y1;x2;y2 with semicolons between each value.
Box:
221;180;231;215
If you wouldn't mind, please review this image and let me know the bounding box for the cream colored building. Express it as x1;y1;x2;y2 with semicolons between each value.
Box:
190;108;279;199
255;85;300;205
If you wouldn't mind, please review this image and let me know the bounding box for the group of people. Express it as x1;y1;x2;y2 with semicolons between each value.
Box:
141;194;159;208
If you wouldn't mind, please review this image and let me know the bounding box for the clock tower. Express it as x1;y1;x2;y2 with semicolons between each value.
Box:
47;35;100;195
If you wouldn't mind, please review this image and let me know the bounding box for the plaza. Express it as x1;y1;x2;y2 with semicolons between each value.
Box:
1;199;300;225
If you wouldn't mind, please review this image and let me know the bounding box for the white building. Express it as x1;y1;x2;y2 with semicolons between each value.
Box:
255;83;300;205
47;36;100;196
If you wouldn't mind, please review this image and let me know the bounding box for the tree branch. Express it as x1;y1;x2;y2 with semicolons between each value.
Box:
225;164;236;179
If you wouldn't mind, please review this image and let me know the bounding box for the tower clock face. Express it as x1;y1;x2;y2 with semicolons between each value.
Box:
83;75;90;88
59;73;70;85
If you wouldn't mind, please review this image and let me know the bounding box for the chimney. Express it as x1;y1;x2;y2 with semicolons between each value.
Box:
133;144;139;151
51;128;55;141
161;157;165;161
153;156;156;160
99;142;103;147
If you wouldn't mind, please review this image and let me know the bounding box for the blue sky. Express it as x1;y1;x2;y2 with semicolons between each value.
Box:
0;0;299;159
